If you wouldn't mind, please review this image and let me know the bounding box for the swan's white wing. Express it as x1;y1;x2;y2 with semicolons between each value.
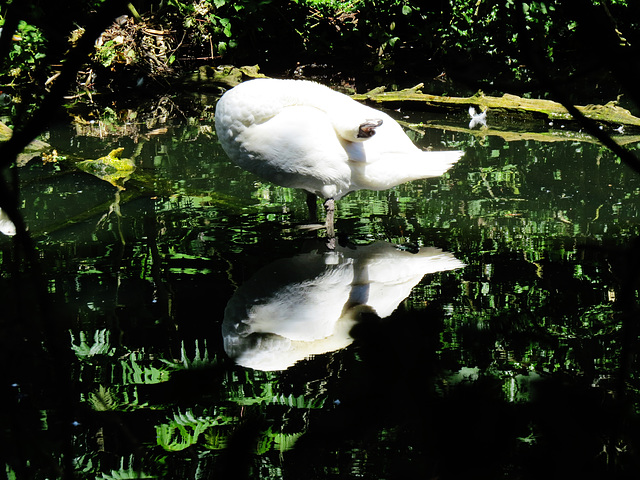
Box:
215;78;464;198
228;105;353;198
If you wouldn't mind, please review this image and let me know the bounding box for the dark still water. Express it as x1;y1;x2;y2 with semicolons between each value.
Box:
2;92;640;479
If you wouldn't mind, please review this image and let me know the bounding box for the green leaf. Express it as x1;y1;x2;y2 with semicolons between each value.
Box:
220;17;232;37
402;5;411;15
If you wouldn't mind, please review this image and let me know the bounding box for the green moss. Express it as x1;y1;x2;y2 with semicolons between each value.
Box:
76;147;136;190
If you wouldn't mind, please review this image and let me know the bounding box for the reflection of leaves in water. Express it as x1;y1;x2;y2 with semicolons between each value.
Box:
75;453;156;479
89;385;117;412
70;331;174;386
12;105;640;476
119;352;173;385
155;409;227;452
155;405;306;454
172;339;216;369
70;329;114;358
93;455;152;479
256;427;304;455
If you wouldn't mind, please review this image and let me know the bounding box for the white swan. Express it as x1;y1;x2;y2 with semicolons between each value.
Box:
215;79;463;235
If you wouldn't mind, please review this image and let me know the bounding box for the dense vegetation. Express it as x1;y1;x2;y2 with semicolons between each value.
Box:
1;0;639;100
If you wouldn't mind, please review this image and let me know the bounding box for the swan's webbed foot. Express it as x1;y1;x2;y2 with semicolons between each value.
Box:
357;119;383;138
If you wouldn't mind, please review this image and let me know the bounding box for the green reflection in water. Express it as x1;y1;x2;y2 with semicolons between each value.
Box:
2;96;640;479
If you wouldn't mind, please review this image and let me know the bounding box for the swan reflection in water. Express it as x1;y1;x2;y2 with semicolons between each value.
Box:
222;241;464;371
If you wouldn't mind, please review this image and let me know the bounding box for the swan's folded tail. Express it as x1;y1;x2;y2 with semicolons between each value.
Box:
419;150;464;177
351;149;463;191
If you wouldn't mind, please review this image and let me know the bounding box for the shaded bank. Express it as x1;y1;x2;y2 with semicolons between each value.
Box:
2;1;640;102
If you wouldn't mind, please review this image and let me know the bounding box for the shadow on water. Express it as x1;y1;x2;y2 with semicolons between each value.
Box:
2;91;640;479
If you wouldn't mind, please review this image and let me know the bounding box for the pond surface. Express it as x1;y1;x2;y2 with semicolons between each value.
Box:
3;91;640;479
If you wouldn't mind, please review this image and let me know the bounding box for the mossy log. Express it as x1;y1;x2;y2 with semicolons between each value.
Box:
402;120;640;146
183;64;266;89
351;84;640;130
76;147;136;190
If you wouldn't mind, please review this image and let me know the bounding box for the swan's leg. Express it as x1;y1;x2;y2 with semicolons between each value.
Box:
296;194;335;244
357;119;383;138
324;198;335;239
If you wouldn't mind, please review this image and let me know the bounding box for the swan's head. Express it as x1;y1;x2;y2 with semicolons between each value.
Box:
356;119;383;139
333;117;384;143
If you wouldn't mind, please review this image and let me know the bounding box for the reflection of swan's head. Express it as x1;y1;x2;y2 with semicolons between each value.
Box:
222;242;464;371
0;209;16;236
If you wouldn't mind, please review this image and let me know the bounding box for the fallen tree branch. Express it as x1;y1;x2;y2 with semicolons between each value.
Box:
352;84;640;130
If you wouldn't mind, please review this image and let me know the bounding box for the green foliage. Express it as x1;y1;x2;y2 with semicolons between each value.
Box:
157;0;634;90
70;329;115;358
166;0;266;57
94;37;137;68
76;147;136;190
95;455;153;480
0;18;47;86
156;409;226;451
2;0;637;96
175;339;217;369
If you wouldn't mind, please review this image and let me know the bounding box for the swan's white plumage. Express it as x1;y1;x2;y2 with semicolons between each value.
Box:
215;79;463;201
